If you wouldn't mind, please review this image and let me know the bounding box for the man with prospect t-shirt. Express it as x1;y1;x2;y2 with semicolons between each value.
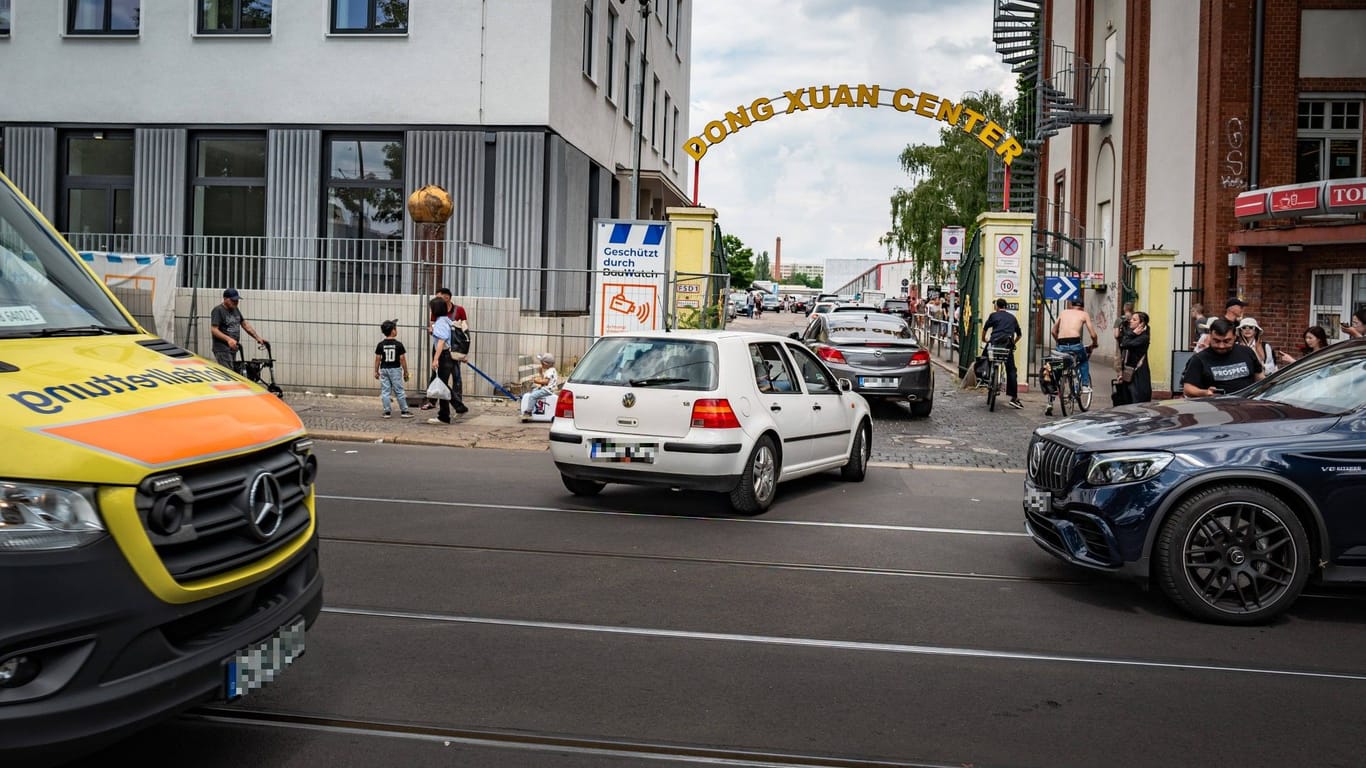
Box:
1181;317;1263;397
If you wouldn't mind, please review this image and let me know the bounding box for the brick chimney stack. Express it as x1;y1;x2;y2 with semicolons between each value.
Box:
774;237;782;280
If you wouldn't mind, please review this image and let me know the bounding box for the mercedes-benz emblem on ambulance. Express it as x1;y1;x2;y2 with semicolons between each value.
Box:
247;472;284;541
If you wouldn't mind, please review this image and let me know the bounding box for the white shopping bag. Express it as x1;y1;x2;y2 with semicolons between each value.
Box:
426;377;452;401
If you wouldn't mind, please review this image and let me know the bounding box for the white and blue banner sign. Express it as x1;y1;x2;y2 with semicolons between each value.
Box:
79;252;179;342
592;219;669;336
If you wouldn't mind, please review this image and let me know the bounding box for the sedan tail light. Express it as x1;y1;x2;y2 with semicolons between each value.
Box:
911;350;931;365
690;399;741;429
555;389;575;419
815;345;847;365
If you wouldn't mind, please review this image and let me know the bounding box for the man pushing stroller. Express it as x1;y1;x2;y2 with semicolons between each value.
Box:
211;288;267;370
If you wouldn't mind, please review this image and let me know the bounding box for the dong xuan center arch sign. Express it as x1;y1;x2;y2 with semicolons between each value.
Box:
683;83;1024;166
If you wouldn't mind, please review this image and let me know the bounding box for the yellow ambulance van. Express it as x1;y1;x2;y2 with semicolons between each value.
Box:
0;171;322;765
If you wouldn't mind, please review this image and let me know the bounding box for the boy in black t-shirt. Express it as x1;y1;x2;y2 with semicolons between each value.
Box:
374;320;413;418
1181;317;1264;397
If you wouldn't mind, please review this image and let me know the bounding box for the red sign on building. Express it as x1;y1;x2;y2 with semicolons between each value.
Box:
1326;179;1366;214
1268;184;1323;215
1233;190;1269;220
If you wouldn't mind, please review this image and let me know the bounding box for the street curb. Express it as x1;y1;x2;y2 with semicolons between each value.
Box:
868;461;1024;474
304;429;549;452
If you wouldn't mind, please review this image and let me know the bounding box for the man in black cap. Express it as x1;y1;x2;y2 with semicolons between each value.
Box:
1195;297;1247;352
211;288;267;370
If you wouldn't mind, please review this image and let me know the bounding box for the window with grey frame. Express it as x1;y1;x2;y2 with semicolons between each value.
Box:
60;131;134;251
623;33;634;121
651;75;660;148
606;6;617;100
323;135;405;294
198;0;271;34
1;0;11;35
190;135;267;290
1297;100;1361;183
67;0;139;34
331;0;406;34
582;0;594;77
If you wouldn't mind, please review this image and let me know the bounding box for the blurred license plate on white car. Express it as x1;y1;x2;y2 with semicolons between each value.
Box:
859;377;899;388
589;439;657;463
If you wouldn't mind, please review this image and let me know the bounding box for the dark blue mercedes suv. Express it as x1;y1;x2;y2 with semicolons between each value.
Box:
1024;338;1366;624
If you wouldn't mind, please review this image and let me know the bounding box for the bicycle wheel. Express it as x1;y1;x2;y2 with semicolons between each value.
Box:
987;363;1000;411
1056;372;1071;416
1075;378;1092;412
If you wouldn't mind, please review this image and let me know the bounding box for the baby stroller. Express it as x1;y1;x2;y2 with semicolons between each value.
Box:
235;341;284;398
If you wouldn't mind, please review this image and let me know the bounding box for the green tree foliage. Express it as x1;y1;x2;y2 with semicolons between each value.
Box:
786;272;821;289
882;91;1013;281
722;234;755;290
753;250;772;282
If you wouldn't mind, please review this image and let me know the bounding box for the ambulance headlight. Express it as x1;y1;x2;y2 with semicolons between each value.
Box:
0;483;106;551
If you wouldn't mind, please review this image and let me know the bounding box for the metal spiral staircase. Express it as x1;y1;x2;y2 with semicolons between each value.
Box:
987;0;1112;215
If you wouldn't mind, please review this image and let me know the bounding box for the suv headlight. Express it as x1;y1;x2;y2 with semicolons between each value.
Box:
0;483;105;551
1086;452;1174;486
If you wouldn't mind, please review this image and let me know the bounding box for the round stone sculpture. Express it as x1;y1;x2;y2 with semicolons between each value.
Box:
407;185;454;224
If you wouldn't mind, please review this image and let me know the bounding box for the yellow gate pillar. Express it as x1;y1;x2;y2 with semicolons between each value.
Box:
666;207;718;326
974;211;1035;390
1126;249;1177;396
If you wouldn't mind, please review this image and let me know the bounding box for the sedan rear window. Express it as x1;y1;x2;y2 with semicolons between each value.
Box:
828;321;914;340
569;337;718;390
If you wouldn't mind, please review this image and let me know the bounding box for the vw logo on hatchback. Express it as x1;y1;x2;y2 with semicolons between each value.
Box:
622;393;636;408
247;472;284;541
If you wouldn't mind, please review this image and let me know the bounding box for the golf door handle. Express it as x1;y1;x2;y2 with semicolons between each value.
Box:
812;404;822;411
770;405;782;412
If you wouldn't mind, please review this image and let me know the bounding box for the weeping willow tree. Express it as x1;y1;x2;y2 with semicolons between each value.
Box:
882;91;1014;283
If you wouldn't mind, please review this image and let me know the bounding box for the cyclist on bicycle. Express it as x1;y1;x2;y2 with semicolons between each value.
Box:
1050;296;1098;394
983;298;1024;410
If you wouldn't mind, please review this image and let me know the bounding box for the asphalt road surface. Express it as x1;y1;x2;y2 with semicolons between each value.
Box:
70;442;1365;768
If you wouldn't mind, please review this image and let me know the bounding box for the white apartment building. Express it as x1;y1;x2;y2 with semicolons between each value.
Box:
777;262;823;281
0;0;692;312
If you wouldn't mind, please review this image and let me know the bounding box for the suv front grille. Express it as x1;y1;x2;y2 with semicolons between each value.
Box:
1028;438;1077;492
136;441;314;582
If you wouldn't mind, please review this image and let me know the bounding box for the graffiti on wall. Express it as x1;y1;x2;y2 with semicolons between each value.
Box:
1221;117;1247;190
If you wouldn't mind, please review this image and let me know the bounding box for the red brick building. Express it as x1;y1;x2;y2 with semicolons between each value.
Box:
1004;0;1365;369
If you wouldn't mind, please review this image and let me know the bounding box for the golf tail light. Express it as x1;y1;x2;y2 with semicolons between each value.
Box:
555;389;575;419
690;399;741;429
911;350;931;365
815;345;847;365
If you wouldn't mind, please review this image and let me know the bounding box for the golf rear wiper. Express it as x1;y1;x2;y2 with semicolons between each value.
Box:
35;325;135;337
629;377;689;387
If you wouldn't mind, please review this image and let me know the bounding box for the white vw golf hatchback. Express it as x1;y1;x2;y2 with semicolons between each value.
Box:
549;330;873;514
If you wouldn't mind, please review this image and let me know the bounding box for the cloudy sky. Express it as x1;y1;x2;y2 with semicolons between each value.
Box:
687;0;1015;267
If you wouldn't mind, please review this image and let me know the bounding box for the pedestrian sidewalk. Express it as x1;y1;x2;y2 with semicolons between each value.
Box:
287;390;552;452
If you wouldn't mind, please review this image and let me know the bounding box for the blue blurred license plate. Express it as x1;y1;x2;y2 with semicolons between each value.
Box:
225;618;306;700
589;440;657;463
859;377;899;388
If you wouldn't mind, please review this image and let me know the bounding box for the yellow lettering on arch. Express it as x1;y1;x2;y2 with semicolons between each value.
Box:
680;84;1025;169
935;98;964;126
724;106;753;132
914;91;939;119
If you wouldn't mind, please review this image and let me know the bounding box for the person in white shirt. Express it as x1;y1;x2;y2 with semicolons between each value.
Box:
1236;317;1277;376
520;352;561;421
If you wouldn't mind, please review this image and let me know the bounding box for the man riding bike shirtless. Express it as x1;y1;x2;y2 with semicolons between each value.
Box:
1050;296;1098;392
